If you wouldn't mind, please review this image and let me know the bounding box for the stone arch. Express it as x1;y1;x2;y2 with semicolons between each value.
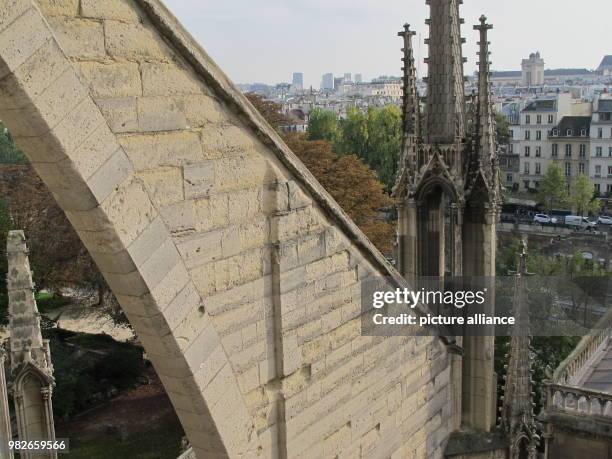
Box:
0;3;253;457
0;1;454;458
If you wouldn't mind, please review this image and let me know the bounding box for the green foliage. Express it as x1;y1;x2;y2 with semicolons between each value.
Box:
307;107;338;142
537;163;568;212
495;112;510;146
45;329;145;419
66;422;184;459
335;105;402;191
0;123;26;164
571;174;601;216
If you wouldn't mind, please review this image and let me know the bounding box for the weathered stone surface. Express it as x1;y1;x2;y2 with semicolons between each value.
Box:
0;2;456;459
104;20;170;60
76;61;141;98
36;0;79;17
80;0;141;22
47;17;105;59
141;62;204;96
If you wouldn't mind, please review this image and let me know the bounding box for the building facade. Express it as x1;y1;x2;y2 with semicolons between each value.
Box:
511;94;571;190
522;52;545;86
590;97;612;195
549;116;591;189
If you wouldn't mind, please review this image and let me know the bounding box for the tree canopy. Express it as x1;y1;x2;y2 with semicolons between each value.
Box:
571;174;601;216
246;95;396;254
537;163;568;212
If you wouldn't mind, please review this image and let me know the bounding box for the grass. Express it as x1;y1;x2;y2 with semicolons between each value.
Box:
35;292;72;312
65;422;184;459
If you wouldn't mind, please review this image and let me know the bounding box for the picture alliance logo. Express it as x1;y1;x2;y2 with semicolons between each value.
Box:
372;287;488;310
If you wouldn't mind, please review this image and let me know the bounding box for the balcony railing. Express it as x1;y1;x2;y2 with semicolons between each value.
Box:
543;383;612;419
553;308;612;385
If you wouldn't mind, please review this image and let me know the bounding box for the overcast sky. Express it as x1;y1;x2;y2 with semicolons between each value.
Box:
163;0;610;88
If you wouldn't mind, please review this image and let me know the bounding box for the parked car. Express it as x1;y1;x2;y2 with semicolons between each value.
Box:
533;214;557;224
597;215;612;225
565;215;596;230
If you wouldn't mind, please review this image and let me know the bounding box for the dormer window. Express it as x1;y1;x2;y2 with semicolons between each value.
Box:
552;129;559;136
566;129;572;136
581;129;586;136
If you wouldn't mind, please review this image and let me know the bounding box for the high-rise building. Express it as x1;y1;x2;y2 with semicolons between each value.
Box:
321;73;334;90
355;73;363;84
292;72;303;90
521;52;545;86
343;72;352;83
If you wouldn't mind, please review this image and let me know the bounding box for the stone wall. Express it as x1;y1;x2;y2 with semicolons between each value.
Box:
0;1;452;457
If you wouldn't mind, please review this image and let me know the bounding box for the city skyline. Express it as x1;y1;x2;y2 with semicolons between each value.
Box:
163;0;611;88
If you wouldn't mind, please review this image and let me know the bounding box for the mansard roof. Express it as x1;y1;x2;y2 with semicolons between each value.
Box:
523;99;556;112
597;99;612;113
599;55;612;69
552;116;592;137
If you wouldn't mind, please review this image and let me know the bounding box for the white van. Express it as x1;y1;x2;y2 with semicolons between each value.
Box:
565;215;596;230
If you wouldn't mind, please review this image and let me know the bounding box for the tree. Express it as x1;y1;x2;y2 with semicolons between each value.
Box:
495;112;510;146
571;174;601;216
244;93;292;130
284;135;395;253
245;95;396;253
537;163;568;212
365;106;402;192
335;107;368;158
307;107;338;142
0;122;26;164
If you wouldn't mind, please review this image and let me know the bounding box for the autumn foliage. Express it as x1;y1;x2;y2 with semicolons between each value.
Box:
246;93;396;254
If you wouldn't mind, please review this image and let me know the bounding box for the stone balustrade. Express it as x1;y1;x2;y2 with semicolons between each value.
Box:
553;309;612;385
544;382;612;418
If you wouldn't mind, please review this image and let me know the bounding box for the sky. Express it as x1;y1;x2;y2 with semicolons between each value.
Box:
163;0;611;89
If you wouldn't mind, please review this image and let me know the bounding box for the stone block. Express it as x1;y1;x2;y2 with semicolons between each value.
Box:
141;62;204;96
0;38;68;110
104;20;170;60
176;94;225;126
35;0;79;16
162;282;202;332
150;261;191;309
200;125;257;159
138;167;184;207
0;8;49;78
159;201;196;236
75;61;141;98
221;226;241;258
228;188;261;223
183;162;214;199
176;230;223;269
214;155;269;193
47;17;105;59
126;216;169;268
100;176;157;248
137;96;189;132
0;1;31;35
87;148;132;204
96;97;139;133
49;96;107;165
139;238;181;291
119;130;203;172
80;0;141;22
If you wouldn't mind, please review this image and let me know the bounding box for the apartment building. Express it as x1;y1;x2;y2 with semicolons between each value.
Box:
549;116;591;188
511;93;572;190
589;96;612;194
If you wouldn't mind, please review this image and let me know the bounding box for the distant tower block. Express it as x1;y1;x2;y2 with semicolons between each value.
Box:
521;52;544;86
6;231;56;459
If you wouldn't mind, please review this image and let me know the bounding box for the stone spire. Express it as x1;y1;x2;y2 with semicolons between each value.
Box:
501;238;539;459
393;23;421;199
6;231;49;373
468;15;499;199
424;0;466;144
6;230;56;456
